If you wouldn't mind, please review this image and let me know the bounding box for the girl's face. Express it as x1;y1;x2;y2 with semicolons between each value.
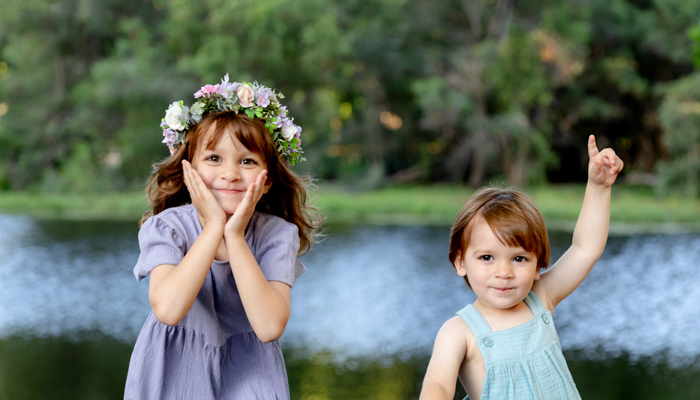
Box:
191;126;272;216
454;216;540;313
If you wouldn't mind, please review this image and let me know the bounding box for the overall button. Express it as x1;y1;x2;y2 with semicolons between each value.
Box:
542;314;550;324
483;337;494;347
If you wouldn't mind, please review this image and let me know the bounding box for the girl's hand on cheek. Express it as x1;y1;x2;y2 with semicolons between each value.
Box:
182;160;226;228
587;135;624;188
225;170;268;239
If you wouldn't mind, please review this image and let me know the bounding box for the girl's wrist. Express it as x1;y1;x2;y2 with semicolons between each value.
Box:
224;231;246;242
201;220;226;235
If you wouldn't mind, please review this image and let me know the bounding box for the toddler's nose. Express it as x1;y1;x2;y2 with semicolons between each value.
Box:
495;262;514;279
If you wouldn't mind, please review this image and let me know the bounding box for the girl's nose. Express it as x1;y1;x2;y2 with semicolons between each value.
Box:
221;164;241;181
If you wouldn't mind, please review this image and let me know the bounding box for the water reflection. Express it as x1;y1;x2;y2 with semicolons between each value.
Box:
1;215;698;364
0;215;699;398
0;216;146;339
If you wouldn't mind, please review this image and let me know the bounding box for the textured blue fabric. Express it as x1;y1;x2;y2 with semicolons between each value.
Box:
125;204;304;400
456;291;581;400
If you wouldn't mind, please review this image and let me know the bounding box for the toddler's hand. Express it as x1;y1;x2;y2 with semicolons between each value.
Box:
587;135;624;187
224;169;268;239
182;160;226;228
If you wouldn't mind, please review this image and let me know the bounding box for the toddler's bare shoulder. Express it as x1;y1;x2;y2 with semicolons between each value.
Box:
435;316;475;351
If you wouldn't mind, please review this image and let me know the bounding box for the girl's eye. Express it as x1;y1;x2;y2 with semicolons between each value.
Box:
241;158;258;165
513;256;528;263
205;155;221;162
479;255;493;262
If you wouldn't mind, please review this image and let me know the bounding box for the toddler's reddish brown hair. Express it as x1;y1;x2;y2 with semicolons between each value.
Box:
448;188;550;288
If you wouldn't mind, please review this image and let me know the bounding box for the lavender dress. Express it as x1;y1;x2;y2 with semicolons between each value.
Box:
124;204;305;400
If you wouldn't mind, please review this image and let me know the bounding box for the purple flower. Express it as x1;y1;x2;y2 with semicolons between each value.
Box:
257;92;270;108
275;113;289;128
162;128;178;145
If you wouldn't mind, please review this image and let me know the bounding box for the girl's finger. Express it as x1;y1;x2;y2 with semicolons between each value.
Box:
184;161;200;199
253;170;267;199
587;135;599;160
182;161;194;194
189;164;210;199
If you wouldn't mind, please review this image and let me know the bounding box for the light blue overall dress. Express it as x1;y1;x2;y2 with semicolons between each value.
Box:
456;291;581;400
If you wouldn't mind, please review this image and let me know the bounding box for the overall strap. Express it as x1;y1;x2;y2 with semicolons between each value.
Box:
456;305;492;337
524;290;546;314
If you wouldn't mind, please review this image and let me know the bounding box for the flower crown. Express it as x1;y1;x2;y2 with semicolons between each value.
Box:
160;74;304;166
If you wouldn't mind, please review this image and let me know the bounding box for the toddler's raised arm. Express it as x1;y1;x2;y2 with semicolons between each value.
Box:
534;135;623;310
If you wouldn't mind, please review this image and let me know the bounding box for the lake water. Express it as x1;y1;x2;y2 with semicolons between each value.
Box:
0;215;699;399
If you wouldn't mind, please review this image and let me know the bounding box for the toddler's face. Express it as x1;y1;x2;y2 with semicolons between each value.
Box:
192;127;271;216
454;216;540;312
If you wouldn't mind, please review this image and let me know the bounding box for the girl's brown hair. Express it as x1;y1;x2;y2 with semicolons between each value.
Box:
448;187;550;288
142;112;321;255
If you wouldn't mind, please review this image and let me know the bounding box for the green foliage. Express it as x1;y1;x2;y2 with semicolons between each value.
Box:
1;0;700;193
690;24;700;67
656;72;700;197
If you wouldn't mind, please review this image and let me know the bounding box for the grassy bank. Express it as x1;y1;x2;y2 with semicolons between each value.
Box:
1;185;699;232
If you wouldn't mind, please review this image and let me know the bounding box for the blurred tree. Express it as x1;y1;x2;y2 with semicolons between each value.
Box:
1;0;699;193
691;23;700;68
546;0;700;184
656;73;700;197
411;1;586;186
0;0;164;191
655;22;700;197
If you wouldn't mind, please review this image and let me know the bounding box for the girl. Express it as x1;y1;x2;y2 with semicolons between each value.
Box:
420;135;623;400
124;75;320;399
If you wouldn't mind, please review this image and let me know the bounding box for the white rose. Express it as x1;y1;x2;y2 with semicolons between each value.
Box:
281;124;297;141
236;84;255;108
165;102;184;130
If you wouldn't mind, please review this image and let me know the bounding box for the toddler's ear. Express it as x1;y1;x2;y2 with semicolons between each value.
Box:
453;252;467;277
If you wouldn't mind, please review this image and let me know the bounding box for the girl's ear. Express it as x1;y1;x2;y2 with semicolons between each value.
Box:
453;252;467;277
262;175;273;194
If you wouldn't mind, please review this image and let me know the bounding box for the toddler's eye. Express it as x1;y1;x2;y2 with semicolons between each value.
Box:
513;256;528;263
206;155;221;162
479;255;493;262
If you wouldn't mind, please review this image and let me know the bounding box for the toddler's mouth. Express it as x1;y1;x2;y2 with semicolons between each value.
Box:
493;287;513;292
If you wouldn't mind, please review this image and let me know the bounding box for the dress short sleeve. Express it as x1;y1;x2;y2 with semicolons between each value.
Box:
133;216;187;281
254;216;305;287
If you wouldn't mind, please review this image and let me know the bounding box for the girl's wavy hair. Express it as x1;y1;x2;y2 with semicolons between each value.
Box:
141;111;321;255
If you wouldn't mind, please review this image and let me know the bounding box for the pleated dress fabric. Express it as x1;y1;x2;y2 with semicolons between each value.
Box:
124;204;305;400
457;291;581;400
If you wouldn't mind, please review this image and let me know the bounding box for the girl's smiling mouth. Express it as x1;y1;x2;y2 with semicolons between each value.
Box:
216;188;244;194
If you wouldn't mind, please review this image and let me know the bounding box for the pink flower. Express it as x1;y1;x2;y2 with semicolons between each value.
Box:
194;84;220;98
237;84;255;108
